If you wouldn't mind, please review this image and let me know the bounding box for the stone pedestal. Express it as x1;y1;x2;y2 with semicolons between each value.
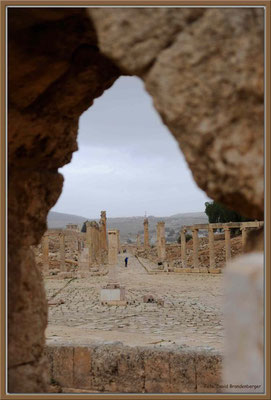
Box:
100;283;126;305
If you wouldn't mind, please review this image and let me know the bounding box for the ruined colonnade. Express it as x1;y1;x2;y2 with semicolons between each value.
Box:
180;221;264;270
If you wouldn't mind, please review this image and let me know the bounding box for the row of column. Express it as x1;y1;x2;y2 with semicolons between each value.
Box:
42;209;110;273
181;225;249;269
139;218;166;262
42;231;66;273
84;210;108;268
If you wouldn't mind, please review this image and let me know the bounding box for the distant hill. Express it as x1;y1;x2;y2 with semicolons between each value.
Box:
48;211;208;243
47;211;87;229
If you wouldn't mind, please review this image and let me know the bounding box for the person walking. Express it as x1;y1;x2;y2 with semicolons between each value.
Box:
125;256;128;268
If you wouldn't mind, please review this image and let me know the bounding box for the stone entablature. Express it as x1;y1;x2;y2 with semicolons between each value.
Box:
66;223;80;232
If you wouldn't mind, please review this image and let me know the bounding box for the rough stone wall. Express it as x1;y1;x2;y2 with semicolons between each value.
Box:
46;343;222;393
89;8;264;219
8;9;120;392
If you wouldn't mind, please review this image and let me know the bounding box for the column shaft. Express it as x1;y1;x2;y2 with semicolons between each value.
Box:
224;226;231;263
181;229;187;266
59;232;65;271
208;226;215;269
192;228;199;268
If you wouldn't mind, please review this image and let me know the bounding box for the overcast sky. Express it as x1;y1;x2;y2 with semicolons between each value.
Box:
52;76;210;219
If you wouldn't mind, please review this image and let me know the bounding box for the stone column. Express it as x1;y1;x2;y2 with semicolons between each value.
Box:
99;210;107;251
157;221;166;262
108;230;118;282
108;230;118;266
136;234;141;248
181;228;187;266
42;233;49;273
224;226;231;263
86;221;100;266
116;230;120;253
86;222;92;265
208;225;215;269
144;218;150;250
241;225;248;252
192;228;199;268
59;232;65;272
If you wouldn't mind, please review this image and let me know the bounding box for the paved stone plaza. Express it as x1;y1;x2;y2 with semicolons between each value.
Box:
45;252;224;351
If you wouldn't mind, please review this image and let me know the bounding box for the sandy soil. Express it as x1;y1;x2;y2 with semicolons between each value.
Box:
45;253;224;351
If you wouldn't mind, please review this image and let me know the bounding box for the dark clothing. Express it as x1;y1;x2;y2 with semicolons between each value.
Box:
125;257;128;267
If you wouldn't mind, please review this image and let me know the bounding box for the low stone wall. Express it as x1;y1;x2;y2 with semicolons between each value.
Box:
45;343;222;393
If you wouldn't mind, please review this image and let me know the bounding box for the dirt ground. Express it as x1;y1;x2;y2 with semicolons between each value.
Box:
45;252;224;351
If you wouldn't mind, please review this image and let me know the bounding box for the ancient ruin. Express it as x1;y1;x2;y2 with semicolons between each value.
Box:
6;6;265;396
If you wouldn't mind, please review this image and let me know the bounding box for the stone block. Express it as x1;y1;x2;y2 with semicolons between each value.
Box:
195;352;222;393
51;345;74;388
144;350;171;392
73;347;92;389
100;286;125;304
209;268;222;274
168;351;196;392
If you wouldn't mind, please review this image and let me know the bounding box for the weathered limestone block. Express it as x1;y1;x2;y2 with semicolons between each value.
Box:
90;8;264;219
223;252;264;393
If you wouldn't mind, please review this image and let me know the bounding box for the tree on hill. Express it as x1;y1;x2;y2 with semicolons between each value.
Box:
204;201;252;224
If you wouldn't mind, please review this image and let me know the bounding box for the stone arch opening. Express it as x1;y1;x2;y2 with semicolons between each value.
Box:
8;7;264;393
